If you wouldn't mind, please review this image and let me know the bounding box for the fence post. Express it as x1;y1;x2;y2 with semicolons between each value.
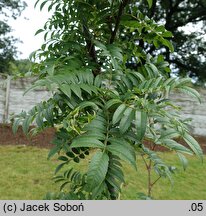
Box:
3;75;11;123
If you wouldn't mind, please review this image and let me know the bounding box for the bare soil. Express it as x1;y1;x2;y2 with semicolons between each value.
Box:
0;123;206;153
0;124;55;148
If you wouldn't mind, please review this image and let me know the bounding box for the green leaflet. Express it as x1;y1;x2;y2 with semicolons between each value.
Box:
105;99;122;109
91;182;106;199
55;162;68;174
94;40;107;51
159;139;193;155
36;112;44;128
135;111;147;141
60;84;71;98
144;64;153;78
94;75;102;87
22;115;33;134
12;118;21;134
79;84;92;95
47;145;61;159
105;156;125;196
119;107;135;133
106;175;121;192
44;106;54;125
127;73;139;86
163;77;177;89
70;84;82;99
85;131;106;140
160;129;179;140
179;86;201;103
40;0;48;11
107;44;123;61
84;113;107;133
177;152;188;171
112;104;127;125
35;28;44;36
58;156;69;162
183;133;203;160
160;37;174;52
71;136;105;149
107;138;137;170
149;63;159;76
34;0;40;8
147;0;153;8
107;164;124;183
132;72;145;82
87;151;109;190
175;78;191;87
78;101;99;110
153;76;163;88
122;76;133;89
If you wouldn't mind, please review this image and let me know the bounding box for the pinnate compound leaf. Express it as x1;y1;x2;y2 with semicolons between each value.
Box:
87;151;109;189
107;138;137;170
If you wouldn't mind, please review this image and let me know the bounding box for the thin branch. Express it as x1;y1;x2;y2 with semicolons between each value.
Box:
109;0;130;44
151;176;161;187
141;154;149;169
147;159;152;197
165;0;183;30
149;0;157;18
169;59;195;72
82;18;101;76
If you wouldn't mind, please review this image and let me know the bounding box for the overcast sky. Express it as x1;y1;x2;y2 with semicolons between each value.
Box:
8;0;51;59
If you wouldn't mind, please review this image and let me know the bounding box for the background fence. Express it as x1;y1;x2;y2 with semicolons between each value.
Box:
0;74;205;136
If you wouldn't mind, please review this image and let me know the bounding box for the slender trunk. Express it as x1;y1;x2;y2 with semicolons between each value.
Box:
147;160;152;197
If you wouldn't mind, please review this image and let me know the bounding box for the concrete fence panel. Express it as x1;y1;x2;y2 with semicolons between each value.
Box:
0;75;205;136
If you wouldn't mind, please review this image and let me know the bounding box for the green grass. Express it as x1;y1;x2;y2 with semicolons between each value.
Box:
0;145;206;200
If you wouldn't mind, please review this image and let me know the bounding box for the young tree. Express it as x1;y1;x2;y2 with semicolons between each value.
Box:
13;0;203;199
0;0;27;74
